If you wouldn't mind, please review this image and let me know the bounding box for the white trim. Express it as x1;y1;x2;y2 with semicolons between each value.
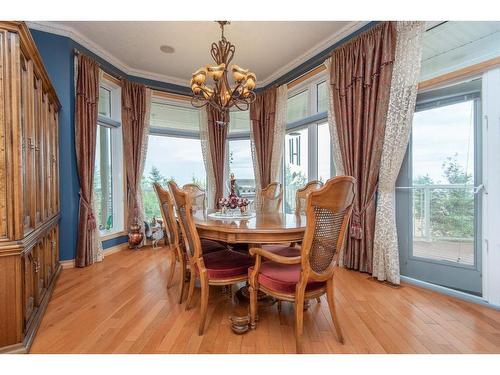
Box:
400;275;500;310
59;242;129;269
26;21;369;88
481;68;500;306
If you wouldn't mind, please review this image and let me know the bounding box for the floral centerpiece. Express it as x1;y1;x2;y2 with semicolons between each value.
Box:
218;173;250;215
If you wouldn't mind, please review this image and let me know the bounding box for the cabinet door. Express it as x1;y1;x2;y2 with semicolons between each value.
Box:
33;78;44;226
22;247;37;330
20;57;36;233
33;240;46;306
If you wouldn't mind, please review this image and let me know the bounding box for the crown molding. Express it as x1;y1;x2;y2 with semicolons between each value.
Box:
27;20;369;89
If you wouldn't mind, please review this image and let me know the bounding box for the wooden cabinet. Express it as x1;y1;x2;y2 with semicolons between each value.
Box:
0;22;61;353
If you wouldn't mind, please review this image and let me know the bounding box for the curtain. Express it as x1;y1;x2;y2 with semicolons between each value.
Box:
206;106;229;208
270;85;287;183
74;54;101;267
136;88;152;235
250;87;277;211
200;109;217;208
329;21;396;273
122;80;148;233
372;21;425;284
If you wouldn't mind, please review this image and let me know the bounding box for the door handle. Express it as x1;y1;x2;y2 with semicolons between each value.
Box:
473;184;485;195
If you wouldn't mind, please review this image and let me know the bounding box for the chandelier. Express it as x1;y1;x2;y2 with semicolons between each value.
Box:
190;21;257;118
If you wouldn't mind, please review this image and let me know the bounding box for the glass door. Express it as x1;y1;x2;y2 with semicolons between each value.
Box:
396;80;483;295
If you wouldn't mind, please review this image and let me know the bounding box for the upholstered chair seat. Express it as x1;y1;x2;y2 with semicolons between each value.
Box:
200;250;254;279
248;262;324;294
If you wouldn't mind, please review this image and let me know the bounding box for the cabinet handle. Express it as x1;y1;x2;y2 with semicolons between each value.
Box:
33;260;40;273
28;137;35;150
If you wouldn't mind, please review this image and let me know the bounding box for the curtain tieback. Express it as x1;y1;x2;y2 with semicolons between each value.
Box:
79;191;97;231
350;187;377;240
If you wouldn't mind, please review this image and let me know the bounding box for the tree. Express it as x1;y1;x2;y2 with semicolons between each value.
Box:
413;155;474;241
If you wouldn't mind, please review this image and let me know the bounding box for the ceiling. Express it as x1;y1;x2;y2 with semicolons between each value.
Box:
28;21;366;87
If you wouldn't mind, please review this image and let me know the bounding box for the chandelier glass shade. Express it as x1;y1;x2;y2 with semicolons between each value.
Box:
190;21;257;118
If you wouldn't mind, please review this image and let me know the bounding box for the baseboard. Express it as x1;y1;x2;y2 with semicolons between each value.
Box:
59;242;129;269
400;275;500;310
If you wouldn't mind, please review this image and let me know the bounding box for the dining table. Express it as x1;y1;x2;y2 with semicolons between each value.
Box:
192;209;307;334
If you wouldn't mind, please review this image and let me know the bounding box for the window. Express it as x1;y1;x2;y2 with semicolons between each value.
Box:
283;72;333;213
316;81;328;113
228;139;255;200
317;122;331;182
94;77;125;237
228;110;251;135
284;128;309;213
142;99;207;221
287;90;309;123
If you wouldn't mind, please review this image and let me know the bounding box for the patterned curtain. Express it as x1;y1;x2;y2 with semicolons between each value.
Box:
328;21;396;273
74;53;101;267
250;86;277;211
372;21;425;284
200;109;217;208
206;106;229;208
137;88;152;237
121;80;148;233
270;85;287;183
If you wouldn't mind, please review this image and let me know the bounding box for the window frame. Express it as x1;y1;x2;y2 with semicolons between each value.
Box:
96;76;126;240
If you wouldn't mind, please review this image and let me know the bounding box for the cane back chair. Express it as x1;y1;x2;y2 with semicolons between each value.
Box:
259;182;283;213
182;183;206;212
154;183;225;304
248;176;356;353
168;181;254;335
153;183;184;300
295;180;323;215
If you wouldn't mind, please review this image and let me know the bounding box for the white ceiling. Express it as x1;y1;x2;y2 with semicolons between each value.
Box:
28;21;367;87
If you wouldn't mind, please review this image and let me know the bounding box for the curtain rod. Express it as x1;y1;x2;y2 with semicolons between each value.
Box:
73;48;124;82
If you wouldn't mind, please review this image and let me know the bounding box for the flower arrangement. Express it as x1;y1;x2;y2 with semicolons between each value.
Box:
218;173;250;215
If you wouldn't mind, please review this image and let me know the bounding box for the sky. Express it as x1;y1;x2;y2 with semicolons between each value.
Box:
412;100;475;184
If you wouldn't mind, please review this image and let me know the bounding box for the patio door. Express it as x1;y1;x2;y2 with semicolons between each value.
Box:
396;80;483;295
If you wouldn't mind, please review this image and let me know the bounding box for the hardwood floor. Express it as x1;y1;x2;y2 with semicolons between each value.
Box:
29;246;500;354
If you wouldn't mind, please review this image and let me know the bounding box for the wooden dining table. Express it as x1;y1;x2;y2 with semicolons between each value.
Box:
192;209;307;334
193;209;307;246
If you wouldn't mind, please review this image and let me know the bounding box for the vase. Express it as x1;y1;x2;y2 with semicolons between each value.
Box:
128;222;144;249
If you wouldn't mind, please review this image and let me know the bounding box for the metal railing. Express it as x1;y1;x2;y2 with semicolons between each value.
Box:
398;184;476;243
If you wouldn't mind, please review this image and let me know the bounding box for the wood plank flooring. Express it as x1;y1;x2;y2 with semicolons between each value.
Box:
29;247;500;354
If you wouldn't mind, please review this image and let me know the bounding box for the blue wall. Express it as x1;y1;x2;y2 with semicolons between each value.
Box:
30;22;376;261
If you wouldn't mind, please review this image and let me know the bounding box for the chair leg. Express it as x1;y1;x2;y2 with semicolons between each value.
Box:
178;263;187;304
198;272;209;336
294;288;305;354
277;300;282;312
166;248;176;289
326;278;344;344
249;284;257;329
185;269;196;311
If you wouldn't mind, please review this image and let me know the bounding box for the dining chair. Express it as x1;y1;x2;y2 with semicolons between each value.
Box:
182;183;206;212
168;181;254;335
248;176;356;353
259;182;283;213
153;183;183;297
154;182;226;304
